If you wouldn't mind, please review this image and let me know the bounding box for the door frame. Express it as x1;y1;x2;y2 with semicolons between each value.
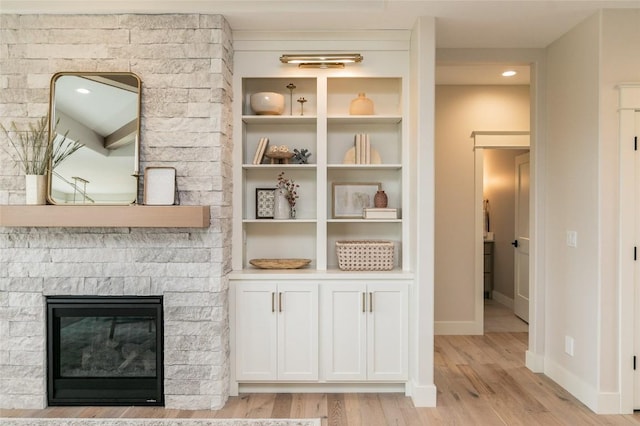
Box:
473;132;530;334
618;83;640;413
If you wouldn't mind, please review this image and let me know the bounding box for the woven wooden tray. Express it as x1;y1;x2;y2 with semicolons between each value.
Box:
249;258;311;269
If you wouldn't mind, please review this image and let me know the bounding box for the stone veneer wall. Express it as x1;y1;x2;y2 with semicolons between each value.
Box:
0;14;233;410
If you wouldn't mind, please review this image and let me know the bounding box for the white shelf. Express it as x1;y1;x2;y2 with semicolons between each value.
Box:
327;164;402;170
243;164;317;169
328;219;401;223
235;76;406;271
230;268;414;280
242;115;316;124
243;219;317;223
328;115;402;124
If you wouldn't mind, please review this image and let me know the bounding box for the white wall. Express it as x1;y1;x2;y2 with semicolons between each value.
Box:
409;16;438;406
434;85;529;333
545;10;601;405
544;9;640;413
599;9;640;399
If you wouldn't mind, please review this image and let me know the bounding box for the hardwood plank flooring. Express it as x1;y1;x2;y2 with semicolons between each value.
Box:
2;332;639;425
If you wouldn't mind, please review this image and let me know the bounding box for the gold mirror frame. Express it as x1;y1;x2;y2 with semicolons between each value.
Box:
47;72;141;205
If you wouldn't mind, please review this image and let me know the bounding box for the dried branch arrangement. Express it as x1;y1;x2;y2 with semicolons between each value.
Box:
1;116;83;175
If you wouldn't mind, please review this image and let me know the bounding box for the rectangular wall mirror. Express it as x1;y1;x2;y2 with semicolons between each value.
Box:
48;72;141;204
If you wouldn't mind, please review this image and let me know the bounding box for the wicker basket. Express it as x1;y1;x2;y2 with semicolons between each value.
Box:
335;240;395;271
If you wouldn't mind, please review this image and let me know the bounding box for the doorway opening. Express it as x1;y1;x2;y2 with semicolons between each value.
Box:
479;147;530;333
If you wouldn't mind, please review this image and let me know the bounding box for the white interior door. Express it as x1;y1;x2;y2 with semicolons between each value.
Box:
514;153;530;322
634;110;640;409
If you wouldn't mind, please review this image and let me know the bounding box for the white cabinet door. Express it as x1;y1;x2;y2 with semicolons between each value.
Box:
322;282;367;380
322;281;408;382
367;283;408;381
277;283;319;381
235;281;318;381
235;283;278;380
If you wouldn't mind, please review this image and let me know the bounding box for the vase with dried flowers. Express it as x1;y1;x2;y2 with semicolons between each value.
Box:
276;171;300;219
1;116;83;204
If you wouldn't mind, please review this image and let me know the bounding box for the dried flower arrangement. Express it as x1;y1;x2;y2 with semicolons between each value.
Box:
1;116;83;175
277;171;299;209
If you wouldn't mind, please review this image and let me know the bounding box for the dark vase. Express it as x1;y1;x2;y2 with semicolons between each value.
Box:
374;190;388;208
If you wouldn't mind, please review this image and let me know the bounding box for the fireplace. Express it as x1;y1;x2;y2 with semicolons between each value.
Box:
46;296;164;406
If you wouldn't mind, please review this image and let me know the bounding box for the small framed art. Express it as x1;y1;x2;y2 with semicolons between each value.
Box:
255;188;276;219
332;182;381;219
144;167;177;205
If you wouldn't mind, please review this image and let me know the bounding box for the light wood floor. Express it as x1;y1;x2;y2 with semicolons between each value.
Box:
484;298;529;333
2;305;639;425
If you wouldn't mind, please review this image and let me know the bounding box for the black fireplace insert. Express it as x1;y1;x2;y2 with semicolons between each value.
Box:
46;296;164;406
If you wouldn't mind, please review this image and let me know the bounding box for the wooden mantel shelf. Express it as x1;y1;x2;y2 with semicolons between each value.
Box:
0;205;210;228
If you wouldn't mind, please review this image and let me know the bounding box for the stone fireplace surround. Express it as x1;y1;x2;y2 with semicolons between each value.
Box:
0;14;234;410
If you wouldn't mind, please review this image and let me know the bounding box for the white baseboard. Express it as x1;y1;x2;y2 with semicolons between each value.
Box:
491;291;514;309
435;320;483;335
238;382;406;394
408;380;437;407
544;356;621;414
525;350;544;372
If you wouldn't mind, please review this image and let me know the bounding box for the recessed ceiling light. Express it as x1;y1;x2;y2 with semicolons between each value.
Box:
502;70;517;77
76;88;91;94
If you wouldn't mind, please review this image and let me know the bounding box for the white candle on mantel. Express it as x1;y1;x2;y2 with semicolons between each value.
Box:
134;135;140;174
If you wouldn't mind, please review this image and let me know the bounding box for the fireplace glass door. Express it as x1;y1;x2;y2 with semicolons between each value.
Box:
47;296;163;406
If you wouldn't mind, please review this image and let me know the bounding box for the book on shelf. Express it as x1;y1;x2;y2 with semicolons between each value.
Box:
252;137;269;164
364;133;371;164
353;133;371;164
363;208;398;219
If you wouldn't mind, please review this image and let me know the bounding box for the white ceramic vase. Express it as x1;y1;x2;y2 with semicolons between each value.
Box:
273;188;291;220
25;174;47;205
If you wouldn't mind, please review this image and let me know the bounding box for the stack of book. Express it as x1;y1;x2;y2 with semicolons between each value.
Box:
354;133;372;164
252;137;269;164
363;208;398;219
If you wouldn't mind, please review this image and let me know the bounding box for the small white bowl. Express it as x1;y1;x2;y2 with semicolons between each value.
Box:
250;92;285;115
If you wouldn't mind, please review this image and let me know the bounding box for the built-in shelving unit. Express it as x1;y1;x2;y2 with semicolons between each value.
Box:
233;76;408;272
228;42;415;397
0;205;210;228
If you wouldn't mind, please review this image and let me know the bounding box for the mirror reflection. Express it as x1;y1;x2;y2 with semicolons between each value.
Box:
48;72;141;204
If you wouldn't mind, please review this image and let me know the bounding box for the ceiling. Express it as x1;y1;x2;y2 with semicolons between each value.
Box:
3;0;639;48
4;1;637;84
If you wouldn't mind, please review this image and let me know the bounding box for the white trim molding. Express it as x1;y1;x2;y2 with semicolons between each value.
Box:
617;82;640;414
408;380;438;407
545;357;620;414
435;320;483;335
471;131;530;149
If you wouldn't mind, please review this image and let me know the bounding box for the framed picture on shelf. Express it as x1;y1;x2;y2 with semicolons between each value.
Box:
332;182;381;219
255;188;276;219
144;167;177;205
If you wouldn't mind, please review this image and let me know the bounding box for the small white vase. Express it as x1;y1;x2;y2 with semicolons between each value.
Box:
25;174;47;205
273;188;291;220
